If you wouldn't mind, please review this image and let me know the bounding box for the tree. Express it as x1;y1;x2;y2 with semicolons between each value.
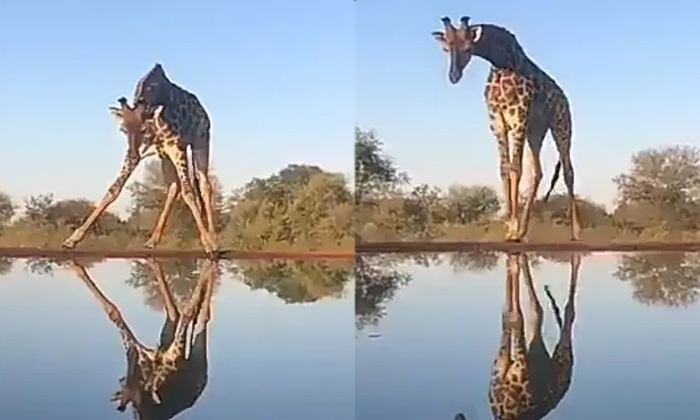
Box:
126;161;227;244
355;127;408;203
19;194;123;234
533;193;612;228
0;192;14;229
445;184;501;224
402;184;446;237
223;164;353;250
613;146;700;230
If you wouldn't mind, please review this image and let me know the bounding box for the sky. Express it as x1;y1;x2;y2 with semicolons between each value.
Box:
1;1;699;215
0;0;354;214
356;0;700;207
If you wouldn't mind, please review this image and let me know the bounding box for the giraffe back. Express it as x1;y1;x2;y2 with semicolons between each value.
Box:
133;63;211;148
474;24;570;129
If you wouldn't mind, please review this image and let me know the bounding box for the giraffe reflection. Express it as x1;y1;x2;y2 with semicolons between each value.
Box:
456;253;580;420
69;258;217;419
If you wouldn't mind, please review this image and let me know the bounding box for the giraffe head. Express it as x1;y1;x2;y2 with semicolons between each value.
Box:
109;97;149;157
431;16;483;84
134;63;170;106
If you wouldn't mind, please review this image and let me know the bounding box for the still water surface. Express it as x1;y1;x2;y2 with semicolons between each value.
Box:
356;252;700;420
0;257;354;420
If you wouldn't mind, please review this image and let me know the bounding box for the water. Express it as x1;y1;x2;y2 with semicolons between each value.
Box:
355;252;700;420
0;257;355;420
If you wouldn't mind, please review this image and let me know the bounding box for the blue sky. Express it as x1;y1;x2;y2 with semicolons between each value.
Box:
2;1;699;214
357;0;700;207
0;0;353;214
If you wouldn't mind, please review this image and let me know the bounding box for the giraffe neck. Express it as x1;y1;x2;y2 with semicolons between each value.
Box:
471;24;539;78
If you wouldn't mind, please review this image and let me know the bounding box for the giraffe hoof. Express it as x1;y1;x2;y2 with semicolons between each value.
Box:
205;249;219;260
143;239;157;249
61;239;76;249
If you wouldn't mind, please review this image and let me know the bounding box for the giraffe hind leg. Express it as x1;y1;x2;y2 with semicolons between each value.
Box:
517;122;547;240
163;145;218;255
550;105;580;241
549;254;580;398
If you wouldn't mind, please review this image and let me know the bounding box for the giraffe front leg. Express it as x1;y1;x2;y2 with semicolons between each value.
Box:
489;110;513;237
551;111;581;241
163;146;218;256
62;155;139;249
69;260;140;345
144;158;180;249
520;253;546;348
147;258;181;321
505;126;526;242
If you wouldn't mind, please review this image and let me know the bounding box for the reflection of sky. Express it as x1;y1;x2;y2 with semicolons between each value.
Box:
0;260;354;420
356;254;700;420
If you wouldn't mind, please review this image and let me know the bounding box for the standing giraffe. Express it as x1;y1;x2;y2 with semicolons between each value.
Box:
432;17;580;242
69;258;217;419
454;252;579;420
62;63;218;254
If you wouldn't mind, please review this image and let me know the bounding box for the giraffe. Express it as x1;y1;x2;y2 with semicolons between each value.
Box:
61;63;218;254
454;252;579;420
69;258;217;420
432;17;581;242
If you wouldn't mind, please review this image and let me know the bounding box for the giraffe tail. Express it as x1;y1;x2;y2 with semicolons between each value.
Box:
542;161;562;203
544;284;563;329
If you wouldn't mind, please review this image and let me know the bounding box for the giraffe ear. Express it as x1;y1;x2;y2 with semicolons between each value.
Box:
431;31;449;51
431;31;446;43
469;25;483;43
108;106;123;120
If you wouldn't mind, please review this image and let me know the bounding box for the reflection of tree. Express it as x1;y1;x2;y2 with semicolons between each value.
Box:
448;251;500;273
126;259;222;310
24;256;105;276
0;258;13;276
228;260;353;304
614;253;700;307
355;255;412;331
403;252;441;267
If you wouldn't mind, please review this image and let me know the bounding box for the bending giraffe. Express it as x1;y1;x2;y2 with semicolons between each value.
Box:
454;252;580;420
69;258;217;419
62;63;218;254
432;17;580;242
